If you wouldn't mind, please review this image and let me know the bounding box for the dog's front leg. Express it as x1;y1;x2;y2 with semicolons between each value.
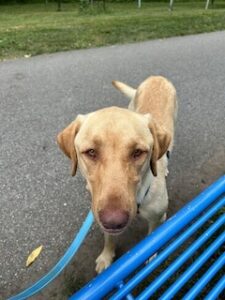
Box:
145;212;167;262
147;212;167;235
95;232;115;274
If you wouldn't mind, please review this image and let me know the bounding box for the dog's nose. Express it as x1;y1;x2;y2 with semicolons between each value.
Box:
99;208;129;231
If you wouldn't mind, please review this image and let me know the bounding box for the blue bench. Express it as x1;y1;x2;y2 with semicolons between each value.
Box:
70;175;225;300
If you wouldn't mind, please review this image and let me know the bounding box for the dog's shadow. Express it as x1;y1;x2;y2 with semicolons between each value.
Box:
116;216;148;257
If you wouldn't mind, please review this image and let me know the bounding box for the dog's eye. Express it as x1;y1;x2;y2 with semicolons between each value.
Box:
132;149;144;159
85;149;97;160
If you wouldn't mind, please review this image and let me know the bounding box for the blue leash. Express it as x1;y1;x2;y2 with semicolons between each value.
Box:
8;210;94;300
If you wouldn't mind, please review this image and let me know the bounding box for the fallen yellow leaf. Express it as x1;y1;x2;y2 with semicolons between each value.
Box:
26;245;43;267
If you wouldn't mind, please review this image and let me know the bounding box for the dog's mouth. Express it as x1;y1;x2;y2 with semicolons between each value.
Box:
102;227;127;235
100;220;130;235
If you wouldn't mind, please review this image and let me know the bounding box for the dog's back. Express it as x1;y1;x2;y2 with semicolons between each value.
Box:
113;76;177;152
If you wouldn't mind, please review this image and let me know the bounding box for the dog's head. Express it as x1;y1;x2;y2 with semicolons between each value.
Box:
57;107;170;234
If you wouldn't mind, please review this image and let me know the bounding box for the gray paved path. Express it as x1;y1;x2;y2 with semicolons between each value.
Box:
1;31;225;299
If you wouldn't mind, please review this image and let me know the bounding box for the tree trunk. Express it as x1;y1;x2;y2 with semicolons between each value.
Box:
57;0;61;11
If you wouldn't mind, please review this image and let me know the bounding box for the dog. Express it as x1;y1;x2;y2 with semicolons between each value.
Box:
57;76;177;273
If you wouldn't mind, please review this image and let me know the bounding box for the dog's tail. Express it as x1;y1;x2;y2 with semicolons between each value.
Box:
112;80;136;100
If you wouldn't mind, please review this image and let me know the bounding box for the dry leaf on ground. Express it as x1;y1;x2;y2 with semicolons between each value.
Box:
26;245;43;267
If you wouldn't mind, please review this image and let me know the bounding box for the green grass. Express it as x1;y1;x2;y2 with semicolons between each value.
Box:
0;1;225;60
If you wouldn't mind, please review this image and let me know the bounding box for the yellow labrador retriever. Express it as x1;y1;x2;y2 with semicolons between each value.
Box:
57;76;177;273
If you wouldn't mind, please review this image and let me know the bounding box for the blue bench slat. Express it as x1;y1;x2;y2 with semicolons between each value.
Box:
183;251;225;300
205;274;225;300
110;196;225;300
160;229;225;300
136;214;225;300
116;281;134;300
70;175;225;300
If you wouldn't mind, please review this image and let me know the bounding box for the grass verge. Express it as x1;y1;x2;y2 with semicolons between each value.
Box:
1;2;224;298
0;2;225;60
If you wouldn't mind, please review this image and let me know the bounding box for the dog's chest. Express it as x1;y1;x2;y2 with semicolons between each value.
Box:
136;170;153;206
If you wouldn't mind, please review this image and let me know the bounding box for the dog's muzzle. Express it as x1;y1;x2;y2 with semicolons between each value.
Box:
99;208;129;234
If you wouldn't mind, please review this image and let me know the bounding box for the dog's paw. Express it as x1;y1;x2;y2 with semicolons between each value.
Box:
95;252;114;274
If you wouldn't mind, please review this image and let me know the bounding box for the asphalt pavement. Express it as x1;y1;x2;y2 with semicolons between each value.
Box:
0;31;225;299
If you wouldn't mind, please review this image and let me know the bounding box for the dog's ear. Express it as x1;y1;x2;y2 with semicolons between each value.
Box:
57;115;84;176
148;119;171;177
